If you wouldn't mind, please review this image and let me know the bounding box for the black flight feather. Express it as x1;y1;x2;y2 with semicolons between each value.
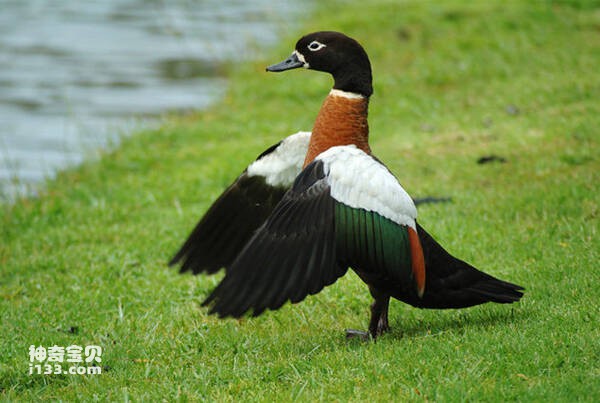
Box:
202;160;347;317
170;166;286;275
410;223;524;308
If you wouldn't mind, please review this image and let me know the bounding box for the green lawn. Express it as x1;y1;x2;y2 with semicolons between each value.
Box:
2;0;599;400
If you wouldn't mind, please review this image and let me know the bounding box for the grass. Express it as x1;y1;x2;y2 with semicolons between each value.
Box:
2;0;599;400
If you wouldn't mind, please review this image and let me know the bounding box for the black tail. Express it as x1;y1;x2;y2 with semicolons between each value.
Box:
415;223;524;309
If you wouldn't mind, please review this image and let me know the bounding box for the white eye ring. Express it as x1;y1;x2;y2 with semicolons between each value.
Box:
307;41;326;52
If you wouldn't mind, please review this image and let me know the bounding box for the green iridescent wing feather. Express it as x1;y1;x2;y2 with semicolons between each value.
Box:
335;203;414;285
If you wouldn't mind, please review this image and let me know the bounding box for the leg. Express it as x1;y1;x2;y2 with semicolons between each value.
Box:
346;286;391;341
367;286;390;339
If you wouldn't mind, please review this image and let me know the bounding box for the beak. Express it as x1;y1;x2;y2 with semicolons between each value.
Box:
266;52;305;72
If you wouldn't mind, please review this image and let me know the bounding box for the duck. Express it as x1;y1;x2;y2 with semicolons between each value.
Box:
170;31;524;339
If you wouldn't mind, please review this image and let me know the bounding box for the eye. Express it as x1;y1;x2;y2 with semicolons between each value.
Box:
307;41;326;52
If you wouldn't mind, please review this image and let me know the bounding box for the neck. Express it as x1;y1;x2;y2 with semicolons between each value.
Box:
303;89;371;167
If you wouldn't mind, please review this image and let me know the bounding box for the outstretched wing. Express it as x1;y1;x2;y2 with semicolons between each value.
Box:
203;145;425;318
203;159;347;317
170;131;310;274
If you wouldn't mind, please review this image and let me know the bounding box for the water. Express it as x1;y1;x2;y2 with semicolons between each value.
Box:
0;0;303;199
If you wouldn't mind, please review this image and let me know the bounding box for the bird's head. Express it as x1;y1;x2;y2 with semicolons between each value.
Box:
266;31;373;97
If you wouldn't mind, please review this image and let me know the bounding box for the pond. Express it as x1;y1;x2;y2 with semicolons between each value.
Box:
0;0;304;200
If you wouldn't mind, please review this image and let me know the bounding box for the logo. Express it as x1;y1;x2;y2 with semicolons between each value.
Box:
28;345;103;375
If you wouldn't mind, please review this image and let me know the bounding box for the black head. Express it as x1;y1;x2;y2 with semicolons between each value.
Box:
266;31;373;97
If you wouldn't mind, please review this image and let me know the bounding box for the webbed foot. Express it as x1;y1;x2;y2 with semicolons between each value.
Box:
345;329;371;341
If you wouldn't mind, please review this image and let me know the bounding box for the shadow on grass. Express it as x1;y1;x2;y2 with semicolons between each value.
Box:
384;306;527;341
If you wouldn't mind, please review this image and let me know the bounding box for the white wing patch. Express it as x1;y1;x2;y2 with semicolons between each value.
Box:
317;145;417;229
247;131;311;188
